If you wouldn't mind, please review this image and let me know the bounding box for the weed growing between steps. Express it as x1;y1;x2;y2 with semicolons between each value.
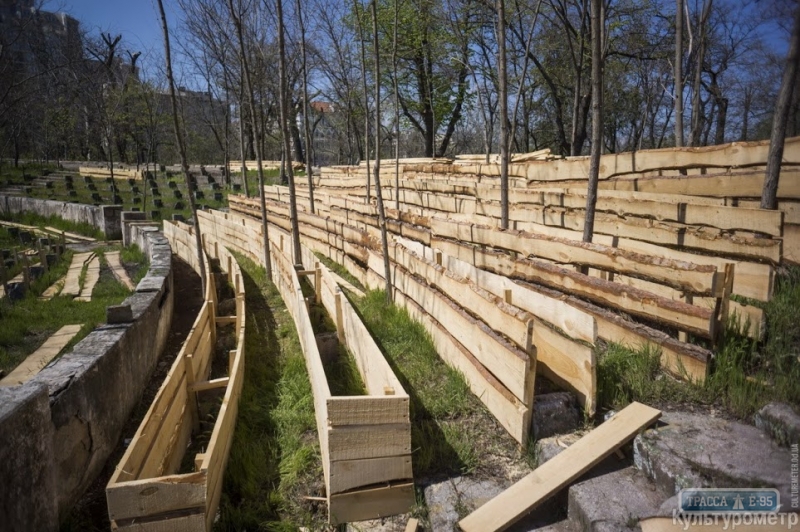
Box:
216;253;324;531
597;266;800;419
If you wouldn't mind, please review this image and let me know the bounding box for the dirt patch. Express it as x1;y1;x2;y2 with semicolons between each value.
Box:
63;257;203;531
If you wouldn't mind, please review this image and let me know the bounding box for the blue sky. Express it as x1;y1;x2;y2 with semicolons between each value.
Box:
59;0;177;57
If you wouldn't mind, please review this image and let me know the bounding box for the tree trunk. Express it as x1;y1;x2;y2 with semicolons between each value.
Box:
393;0;401;211
228;0;271;277
498;0;509;229
675;0;684;147
277;0;302;265
583;0;603;243
371;0;393;303
353;0;372;203
689;0;712;147
156;0;206;294
761;4;800;210
296;0;316;214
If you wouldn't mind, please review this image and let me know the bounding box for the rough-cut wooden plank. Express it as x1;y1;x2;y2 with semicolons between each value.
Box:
521;280;711;382
459;402;662;532
430;218;722;295
0;324;82;386
106;472;207;522
329;455;413;494
785;224;800;265
106;251;135;290
39;274;66;300
113;511;206;532
327;424;411;462
61;251;92;297
367;268;530;444
75;254;100;301
327;396;410;426
391;242;595;412
378;253;531;402
328;482;416;526
434;237;716;338
189;377;229;393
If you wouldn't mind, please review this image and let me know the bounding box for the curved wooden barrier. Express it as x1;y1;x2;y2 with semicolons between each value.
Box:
106;221;246;531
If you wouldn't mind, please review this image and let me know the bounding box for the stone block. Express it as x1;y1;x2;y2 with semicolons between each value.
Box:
755;402;800;447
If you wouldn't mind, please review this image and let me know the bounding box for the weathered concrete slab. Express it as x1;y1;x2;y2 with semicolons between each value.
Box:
755;402;800;448
0;382;58;532
634;411;795;511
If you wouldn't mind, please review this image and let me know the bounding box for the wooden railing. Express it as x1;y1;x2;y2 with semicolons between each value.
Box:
106;221;246;531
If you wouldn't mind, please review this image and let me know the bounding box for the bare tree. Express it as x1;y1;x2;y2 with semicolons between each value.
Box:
353;0;372;203
762;3;800;210
675;0;684;147
296;0;316;214
498;0;510;229
371;0;393;302
688;0;712;147
393;0;401;210
583;0;602;242
156;0;206;293
277;0;302;265
228;0;271;276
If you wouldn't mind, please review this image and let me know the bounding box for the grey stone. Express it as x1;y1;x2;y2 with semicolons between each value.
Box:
425;476;508;532
106;304;134;324
535;432;583;466
755;402;800;447
0;382;59;532
633;411;795;511
568;466;664;531
533;392;581;440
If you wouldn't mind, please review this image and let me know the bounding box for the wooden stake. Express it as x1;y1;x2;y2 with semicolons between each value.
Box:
335;289;345;344
314;262;321;303
184;354;201;434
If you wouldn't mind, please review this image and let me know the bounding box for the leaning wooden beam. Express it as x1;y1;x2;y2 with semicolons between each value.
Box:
458;402;662;532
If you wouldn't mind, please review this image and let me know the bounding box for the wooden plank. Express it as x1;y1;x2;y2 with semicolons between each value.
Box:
75;254;100;301
113;511;206;532
61;251;92;297
327;423;411;462
405;517;419;532
430;217;722;296
368;269;530;443
106;472;206;522
329;455;413;494
327;396;410;426
0;324;83;386
434;237;716;338
785;224;800;265
189;377;229;393
391;242;595;411
380;254;531;402
106;251;136;290
138;381;189;479
328;482;415;525
459;402;662;532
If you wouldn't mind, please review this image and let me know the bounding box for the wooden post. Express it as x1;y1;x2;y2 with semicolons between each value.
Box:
22;254;30;289
335;288;345;344
435;250;442;266
184;354;201;434
229;349;236;375
713;263;736;347
39;246;48;273
314;262;321;303
0;254;8;296
208;300;217;345
504;289;512;305
521;319;537;447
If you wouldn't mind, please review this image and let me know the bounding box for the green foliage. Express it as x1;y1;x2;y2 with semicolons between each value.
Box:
597;266;800;418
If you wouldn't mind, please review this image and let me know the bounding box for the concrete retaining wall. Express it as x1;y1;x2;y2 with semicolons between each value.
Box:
0;195;123;239
0;226;174;531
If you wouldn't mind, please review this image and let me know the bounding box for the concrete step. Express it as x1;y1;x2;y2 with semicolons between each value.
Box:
633;411;795;512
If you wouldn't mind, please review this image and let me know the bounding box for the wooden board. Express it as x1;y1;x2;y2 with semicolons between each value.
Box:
785;224;800;265
329;455;412;495
106;472;207;522
328;482;415;526
429;217;723;295
458;402;662;532
61;251;92;297
75;254;101;301
106;250;136;290
0;324;82;386
433;237;716;338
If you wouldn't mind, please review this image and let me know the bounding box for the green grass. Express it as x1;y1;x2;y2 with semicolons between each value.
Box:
215;253;323;531
313;252;365;292
354;289;488;478
597;265;800;418
0;249;133;376
0;211;104;240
